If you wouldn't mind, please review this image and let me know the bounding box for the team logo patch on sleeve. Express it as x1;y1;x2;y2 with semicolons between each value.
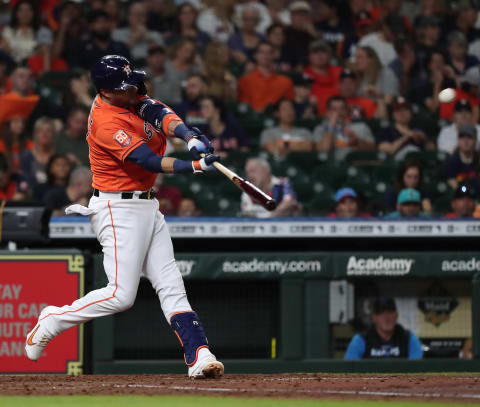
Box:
114;130;132;147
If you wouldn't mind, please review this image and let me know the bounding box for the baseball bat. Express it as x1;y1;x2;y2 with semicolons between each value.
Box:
202;155;277;211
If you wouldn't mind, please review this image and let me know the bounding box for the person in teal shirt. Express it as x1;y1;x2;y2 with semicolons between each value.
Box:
383;188;431;219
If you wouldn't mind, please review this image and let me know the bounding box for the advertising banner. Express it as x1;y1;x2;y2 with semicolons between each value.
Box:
0;253;84;374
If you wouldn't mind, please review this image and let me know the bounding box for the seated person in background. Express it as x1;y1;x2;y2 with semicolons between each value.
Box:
260;99;313;156
383;159;432;215
314;95;375;161
0;117;33;171
291;73;317;120
437;99;480;154
153;174;183;216
344;297;423;360
383;188;431;219
445;184;476;219
459;338;473;360
54;106;90;166
177;197;201;217
241;157;300;218
378;97;435;162
446;124;479;191
327;187;372;218
199;95;249;153
173;74;208;127
0;152;28;201
44;166;92;217
34;154;72;202
238;41;294;112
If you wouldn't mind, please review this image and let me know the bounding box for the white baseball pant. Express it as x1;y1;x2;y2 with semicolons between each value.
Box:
40;194;192;336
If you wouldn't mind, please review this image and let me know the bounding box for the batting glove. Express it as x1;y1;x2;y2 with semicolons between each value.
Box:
192;154;220;173
187;127;214;160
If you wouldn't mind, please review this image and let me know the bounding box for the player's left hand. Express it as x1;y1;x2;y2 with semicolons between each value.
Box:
187;127;214;160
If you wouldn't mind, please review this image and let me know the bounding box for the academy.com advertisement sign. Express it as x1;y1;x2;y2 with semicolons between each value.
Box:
0;253;84;374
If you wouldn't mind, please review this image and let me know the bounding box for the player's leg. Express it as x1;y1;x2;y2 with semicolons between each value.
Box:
25;198;156;361
143;209;223;378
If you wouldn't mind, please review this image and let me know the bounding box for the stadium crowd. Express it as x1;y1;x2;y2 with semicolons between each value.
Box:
1;0;480;218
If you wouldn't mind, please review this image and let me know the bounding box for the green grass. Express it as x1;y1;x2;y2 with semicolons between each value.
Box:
0;396;476;407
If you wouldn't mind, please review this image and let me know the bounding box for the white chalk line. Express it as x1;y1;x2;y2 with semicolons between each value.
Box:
114;383;480;399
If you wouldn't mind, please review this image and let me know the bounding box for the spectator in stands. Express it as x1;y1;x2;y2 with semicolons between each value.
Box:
202;41;237;103
337;69;385;119
44;165;92;216
199;95;249;153
144;44;179;106
344;297;423;359
55;106;90;166
0;0;53;67
283;1;316;68
174;73;208;127
327;187;371;218
265;23;290;72
378;97;434;161
0;52;15;95
52;1;86;63
68;9;131;70
383;188;431;218
291;73;317;120
445;183;476;219
459;338;473;360
34;153;72;202
238;41;294;112
229;5;263;68
177;197;201;217
260;99;313;156
153;173;183;216
166;3;210;53
241;157;300;218
315;0;352;54
437;99;480;154
304;39;342;116
19;116;56;188
383;159;432;215
389;40;417;97
164;38;201;106
411;49;457;114
0;117;32;171
446;31;479;77
414;16;441;75
0;152;28;201
264;0;291;26
144;0;175;34
112;1;164;67
355;46;399;105
234;1;272;35
443;2;479;48
314;95;375;161
446;124;479;191
60;69;94;119
197;0;235;43
356;13;406;67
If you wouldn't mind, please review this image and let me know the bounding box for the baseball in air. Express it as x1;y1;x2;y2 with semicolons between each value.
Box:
438;88;456;103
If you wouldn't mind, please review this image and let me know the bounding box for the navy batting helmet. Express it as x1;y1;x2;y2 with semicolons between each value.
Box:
91;55;146;93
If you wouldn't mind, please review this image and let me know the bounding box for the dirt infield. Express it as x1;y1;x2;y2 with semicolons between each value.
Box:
1;374;480;403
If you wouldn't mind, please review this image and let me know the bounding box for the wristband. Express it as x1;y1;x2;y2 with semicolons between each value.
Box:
173;159;195;174
173;123;192;142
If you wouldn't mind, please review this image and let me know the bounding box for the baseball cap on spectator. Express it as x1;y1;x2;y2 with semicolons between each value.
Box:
335;187;357;203
392;96;411;111
291;72;314;86
454;99;472;112
340;69;357;80
458;123;477;139
455;183;476;199
289;1;312;13
355;10;374;27
373;297;397;314
148;44;166;56
309;39;331;53
448;31;468;48
397;188;421;205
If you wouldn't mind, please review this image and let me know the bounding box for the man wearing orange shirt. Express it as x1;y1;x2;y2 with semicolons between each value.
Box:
238;42;294;112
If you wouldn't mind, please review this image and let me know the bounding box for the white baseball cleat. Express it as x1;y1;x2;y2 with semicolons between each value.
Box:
188;348;224;379
25;306;56;361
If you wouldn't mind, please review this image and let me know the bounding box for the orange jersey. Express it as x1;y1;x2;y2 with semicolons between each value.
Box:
87;95;180;191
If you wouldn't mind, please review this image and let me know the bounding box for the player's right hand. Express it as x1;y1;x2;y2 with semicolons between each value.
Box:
187;127;214;160
193;154;220;173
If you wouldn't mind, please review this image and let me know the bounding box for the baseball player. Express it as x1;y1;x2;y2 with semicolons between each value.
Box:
24;55;224;379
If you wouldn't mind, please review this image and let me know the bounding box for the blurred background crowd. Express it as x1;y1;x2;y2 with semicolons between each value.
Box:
1;0;480;219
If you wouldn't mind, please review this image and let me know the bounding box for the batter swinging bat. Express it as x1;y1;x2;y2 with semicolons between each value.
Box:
202;154;277;211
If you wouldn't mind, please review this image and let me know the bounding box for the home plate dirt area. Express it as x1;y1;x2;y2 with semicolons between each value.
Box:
1;374;480;402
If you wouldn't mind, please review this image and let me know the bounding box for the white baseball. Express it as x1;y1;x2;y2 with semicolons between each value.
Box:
438;88;456;103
